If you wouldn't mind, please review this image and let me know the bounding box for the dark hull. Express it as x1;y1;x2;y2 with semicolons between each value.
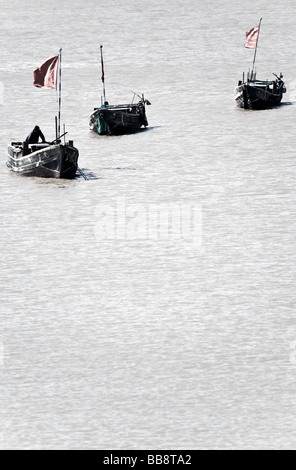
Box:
90;102;148;135
7;142;79;179
235;82;284;109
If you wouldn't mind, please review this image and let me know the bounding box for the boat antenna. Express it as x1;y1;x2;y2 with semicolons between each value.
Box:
57;48;62;138
251;18;262;80
100;45;107;105
131;90;142;101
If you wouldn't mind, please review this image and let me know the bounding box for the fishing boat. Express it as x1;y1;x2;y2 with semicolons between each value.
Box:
7;136;78;179
7;49;79;179
235;19;286;109
89;45;151;135
235;71;286;110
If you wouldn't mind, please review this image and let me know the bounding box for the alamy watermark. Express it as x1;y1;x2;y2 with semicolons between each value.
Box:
94;199;202;247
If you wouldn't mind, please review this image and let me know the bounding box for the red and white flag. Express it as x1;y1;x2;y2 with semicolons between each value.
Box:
33;55;59;89
244;25;259;49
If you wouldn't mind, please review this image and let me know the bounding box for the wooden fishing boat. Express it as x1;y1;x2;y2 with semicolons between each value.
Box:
89;45;151;135
7;49;80;179
235;72;286;109
7;138;79;179
90;95;150;135
235;18;286;109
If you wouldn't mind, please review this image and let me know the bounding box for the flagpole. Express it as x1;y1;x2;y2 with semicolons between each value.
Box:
251;18;262;79
100;45;106;105
58;48;62;137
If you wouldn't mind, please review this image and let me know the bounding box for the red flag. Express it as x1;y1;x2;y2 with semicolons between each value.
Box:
244;26;259;48
100;49;105;83
33;55;59;89
101;58;104;83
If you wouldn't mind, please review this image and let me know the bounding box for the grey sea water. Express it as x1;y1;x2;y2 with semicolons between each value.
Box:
0;0;296;450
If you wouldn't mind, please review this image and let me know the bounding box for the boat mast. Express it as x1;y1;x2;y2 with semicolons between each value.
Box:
100;45;107;105
251;18;262;80
57;48;62;138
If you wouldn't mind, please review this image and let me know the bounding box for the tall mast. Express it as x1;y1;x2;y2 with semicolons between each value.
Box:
58;48;62;137
100;45;106;105
251;18;262;79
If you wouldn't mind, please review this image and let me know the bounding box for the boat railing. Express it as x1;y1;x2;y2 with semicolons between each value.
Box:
29;143;51;150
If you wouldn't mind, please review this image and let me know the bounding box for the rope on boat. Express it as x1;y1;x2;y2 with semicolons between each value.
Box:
77;167;89;180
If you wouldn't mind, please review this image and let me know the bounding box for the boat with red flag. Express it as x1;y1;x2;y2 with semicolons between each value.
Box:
89;45;151;135
235;19;286;109
7;49;79;179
